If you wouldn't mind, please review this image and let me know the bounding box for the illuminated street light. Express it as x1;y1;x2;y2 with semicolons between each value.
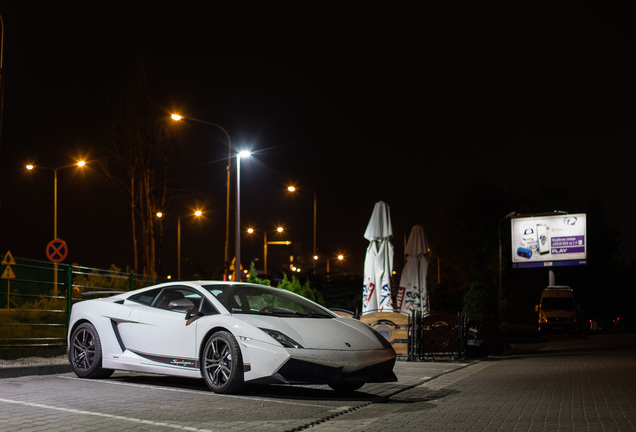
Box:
157;209;204;280
178;210;203;280
26;160;87;295
235;150;251;281
247;226;291;275
264;227;290;275
171;113;232;279
326;253;344;273
287;185;317;272
25;160;87;243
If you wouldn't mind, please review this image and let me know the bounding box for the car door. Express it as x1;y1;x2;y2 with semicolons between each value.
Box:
118;286;203;368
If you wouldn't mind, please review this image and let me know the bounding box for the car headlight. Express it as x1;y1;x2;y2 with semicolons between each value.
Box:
259;328;304;349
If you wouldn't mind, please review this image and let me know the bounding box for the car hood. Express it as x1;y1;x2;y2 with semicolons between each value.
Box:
236;315;385;350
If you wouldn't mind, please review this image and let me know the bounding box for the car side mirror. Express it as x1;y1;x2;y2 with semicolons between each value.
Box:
169;298;195;317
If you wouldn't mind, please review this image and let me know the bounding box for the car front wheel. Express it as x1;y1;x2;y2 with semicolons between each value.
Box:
68;322;114;379
201;331;245;394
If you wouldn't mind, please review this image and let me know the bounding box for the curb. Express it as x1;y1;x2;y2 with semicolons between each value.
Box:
0;364;72;379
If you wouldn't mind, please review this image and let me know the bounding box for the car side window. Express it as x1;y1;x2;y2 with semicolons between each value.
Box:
153;289;188;310
129;286;206;313
128;288;163;306
128;285;220;315
154;287;205;311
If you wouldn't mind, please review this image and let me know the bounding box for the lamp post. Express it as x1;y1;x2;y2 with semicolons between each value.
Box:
327;254;344;274
498;211;517;328
287;186;317;272
235;150;251;281
157;210;203;280
247;227;291;275
26;160;86;295
263;228;290;275
178;210;203;280
170;114;232;279
0;13;5;156
26;161;86;242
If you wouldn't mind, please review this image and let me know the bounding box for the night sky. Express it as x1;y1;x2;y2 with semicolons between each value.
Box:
1;3;635;279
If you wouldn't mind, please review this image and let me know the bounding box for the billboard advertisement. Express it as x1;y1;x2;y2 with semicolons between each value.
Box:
511;213;587;268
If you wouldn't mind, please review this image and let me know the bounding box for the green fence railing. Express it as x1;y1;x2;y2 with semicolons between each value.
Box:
0;254;167;351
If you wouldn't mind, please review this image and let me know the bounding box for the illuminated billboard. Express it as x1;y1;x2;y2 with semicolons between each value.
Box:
510;213;587;268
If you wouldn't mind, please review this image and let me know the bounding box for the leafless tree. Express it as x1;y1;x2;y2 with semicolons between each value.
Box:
98;59;177;275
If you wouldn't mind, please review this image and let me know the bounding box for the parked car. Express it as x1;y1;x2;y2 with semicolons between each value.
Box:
68;281;397;394
537;286;577;334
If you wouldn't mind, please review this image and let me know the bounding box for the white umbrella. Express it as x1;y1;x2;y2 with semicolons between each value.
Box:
397;225;429;316
362;201;395;313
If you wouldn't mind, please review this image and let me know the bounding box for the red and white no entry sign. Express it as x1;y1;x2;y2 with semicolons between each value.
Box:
46;238;68;263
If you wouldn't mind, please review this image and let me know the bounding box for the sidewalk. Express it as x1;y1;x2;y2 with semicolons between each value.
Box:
0;354;70;379
2;335;634;431
308;334;636;431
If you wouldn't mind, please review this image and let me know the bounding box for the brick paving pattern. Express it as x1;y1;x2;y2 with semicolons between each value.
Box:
1;334;634;431
310;335;636;431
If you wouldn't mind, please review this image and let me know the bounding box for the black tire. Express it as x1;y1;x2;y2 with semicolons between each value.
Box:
201;331;245;394
68;322;114;379
329;381;365;393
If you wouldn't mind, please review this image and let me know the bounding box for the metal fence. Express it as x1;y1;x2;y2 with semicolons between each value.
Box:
0;254;167;352
334;308;467;360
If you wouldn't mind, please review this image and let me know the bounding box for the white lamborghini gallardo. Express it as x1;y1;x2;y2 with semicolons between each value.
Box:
67;281;397;394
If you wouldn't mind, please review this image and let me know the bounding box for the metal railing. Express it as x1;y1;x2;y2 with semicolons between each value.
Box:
0;255;167;351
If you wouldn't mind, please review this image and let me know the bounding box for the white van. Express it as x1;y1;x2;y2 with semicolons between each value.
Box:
537;286;577;334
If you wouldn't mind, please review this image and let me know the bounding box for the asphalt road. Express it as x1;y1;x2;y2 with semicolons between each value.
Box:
1;334;634;431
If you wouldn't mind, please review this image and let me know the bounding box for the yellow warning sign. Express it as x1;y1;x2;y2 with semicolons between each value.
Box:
2;250;16;266
1;265;15;279
2;250;16;279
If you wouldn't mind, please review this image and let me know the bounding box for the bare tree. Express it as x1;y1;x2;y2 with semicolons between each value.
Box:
98;59;176;275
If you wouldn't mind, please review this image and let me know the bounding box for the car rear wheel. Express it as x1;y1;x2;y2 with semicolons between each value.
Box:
201;331;245;394
68;322;114;379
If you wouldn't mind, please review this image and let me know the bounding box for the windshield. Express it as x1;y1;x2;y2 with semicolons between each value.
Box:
202;284;333;318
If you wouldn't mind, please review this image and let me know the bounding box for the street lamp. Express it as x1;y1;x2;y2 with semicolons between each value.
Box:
0;13;5;154
178;210;202;280
170;114;232;279
287;186;317;272
26;160;86;295
157;209;203;280
498;211;517;328
248;226;291;275
326;253;344;273
235;150;251;281
26;160;86;243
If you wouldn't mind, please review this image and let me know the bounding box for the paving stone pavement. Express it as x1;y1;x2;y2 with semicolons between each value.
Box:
307;334;636;431
1;334;634;431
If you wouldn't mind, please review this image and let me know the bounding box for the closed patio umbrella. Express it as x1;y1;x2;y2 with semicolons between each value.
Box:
397;225;430;316
362;201;395;314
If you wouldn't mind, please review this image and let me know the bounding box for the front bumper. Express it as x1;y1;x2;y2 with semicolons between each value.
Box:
251;356;397;385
